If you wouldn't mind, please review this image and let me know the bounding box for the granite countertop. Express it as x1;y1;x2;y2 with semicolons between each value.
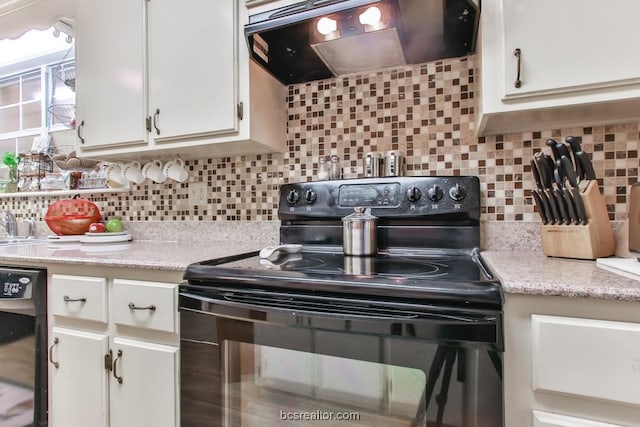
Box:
1;239;639;301
0;239;270;271
482;251;640;301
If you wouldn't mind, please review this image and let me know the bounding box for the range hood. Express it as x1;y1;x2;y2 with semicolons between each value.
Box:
245;0;479;85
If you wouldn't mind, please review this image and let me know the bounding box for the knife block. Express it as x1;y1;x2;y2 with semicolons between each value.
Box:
540;180;615;260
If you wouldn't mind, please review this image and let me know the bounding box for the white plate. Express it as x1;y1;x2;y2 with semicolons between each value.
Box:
47;235;83;242
84;231;129;236
81;232;132;244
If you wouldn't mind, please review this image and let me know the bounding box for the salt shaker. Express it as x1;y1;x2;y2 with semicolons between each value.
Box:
317;157;329;180
329;155;342;180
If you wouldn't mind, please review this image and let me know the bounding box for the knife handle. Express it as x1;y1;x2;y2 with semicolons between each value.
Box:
553;187;569;225
532;190;549;225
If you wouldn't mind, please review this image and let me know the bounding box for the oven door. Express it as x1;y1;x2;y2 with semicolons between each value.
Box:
180;286;503;427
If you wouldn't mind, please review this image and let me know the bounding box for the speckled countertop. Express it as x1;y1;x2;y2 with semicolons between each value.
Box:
1;237;638;301
0;240;269;271
482;251;640;301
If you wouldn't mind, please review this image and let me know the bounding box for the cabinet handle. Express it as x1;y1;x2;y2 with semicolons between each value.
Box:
77;120;86;144
128;302;156;311
64;295;87;303
514;48;522;88
49;337;60;369
112;349;123;384
153;108;161;135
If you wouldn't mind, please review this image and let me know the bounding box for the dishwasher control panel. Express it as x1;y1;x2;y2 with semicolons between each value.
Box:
0;271;38;299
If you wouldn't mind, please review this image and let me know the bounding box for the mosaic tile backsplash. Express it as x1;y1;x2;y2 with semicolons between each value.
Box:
1;55;639;224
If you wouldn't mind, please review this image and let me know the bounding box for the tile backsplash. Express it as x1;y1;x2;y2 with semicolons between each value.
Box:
1;55;639;224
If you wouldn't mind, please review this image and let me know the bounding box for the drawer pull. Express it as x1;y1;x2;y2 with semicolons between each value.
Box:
514;48;522;88
63;295;87;303
49;337;60;369
113;349;123;384
128;302;156;311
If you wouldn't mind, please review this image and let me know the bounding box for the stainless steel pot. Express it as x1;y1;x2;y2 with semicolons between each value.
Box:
342;207;377;256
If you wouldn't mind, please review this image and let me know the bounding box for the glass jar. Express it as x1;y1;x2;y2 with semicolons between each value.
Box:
329;155;341;180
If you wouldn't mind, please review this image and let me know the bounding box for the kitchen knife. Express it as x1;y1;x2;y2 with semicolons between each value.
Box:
564;136;585;180
560;155;588;224
531;189;550;224
530;159;556;223
541;153;573;224
533;153;562;224
561;186;580;225
565;136;596;181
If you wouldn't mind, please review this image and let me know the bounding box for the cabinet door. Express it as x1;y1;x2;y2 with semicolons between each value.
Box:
75;0;147;149
147;0;238;141
49;327;109;427
109;337;178;427
502;0;640;99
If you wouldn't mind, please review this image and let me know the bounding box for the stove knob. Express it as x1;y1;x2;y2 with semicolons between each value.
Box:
449;183;467;201
427;185;444;202
406;186;422;202
304;189;317;204
286;189;300;205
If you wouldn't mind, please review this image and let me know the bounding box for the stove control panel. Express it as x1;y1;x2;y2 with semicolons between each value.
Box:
279;176;480;220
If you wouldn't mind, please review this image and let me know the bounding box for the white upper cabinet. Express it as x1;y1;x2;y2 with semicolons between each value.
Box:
74;0;285;160
147;0;237;141
477;0;640;135
74;0;146;149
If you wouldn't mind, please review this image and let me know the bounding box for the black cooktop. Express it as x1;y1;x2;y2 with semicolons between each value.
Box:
183;248;502;307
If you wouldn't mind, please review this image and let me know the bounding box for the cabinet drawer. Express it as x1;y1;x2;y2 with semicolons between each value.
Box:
49;274;108;323
533;410;623;427
532;315;640;406
112;279;177;333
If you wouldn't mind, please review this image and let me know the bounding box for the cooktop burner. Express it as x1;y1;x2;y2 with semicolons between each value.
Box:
246;251;468;279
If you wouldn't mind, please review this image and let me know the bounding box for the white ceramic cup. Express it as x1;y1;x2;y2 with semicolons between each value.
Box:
142;160;165;183
162;159;188;182
106;162;126;185
123;161;145;185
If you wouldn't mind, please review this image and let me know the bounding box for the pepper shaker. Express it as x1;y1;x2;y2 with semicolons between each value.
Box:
329;155;342;180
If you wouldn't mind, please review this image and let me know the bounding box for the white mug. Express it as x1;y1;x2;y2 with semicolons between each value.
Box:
162;159;188;182
123;161;145;185
142;160;165;183
106;162;126;185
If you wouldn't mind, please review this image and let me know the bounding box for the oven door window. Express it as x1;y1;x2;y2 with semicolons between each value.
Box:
219;319;501;427
0;312;35;427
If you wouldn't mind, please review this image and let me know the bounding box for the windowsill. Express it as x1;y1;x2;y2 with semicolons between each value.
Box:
0;186;129;198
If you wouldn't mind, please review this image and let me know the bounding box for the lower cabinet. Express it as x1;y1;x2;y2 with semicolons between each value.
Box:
505;294;640;427
49;328;109;426
48;273;179;427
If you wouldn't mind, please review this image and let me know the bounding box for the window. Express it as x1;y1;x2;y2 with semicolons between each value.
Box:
0;23;75;154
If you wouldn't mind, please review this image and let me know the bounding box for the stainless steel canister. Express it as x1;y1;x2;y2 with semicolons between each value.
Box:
363;152;383;177
384;150;405;177
342;207;377;256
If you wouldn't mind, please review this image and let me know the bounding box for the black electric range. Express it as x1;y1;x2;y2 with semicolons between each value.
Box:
183;176;501;308
179;176;504;427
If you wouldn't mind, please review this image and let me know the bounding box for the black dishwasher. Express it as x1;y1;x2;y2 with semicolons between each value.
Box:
0;267;47;427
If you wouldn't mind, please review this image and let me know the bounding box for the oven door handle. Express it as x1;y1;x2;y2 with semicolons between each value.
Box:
180;290;499;325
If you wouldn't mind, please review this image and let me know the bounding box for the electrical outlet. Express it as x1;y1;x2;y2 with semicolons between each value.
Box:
188;181;208;206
